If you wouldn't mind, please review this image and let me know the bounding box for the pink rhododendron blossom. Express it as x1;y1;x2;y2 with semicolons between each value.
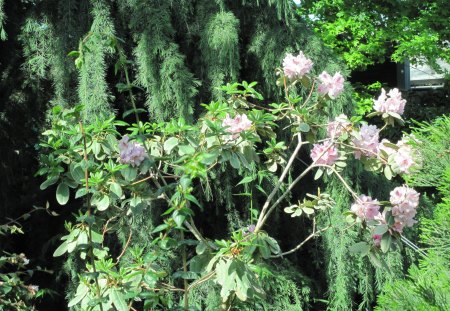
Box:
317;71;345;99
352;124;379;159
118;135;147;167
282;52;313;80
310;143;339;166
390;186;420;232
373;234;382;247
222;113;252;136
351;195;380;220
373;88;406;115
394;145;415;173
327;114;351;139
378;138;417;174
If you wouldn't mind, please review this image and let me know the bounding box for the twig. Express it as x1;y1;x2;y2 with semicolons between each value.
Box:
256;139;338;230
316;165;359;201
273;225;330;258
116;229;132;263
254;134;305;232
181;230;189;310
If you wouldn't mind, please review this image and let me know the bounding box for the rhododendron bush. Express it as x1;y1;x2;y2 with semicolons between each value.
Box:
36;51;422;310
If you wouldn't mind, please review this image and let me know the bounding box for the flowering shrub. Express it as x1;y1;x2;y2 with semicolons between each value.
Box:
373;88;406;115
310;143;339;166
36;50;423;310
221;113;253;136
390;186;420;232
327;114;351;138
351;195;380;220
118;135;147;166
282;52;313;80
317;71;345;99
352;124;379;159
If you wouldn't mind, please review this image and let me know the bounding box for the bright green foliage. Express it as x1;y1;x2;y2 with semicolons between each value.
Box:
375;167;450;311
201;10;240;100
405;116;450;187
375;116;450;310
122;0;199;121
77;0;115;120
0;0;6;40
299;0;450;70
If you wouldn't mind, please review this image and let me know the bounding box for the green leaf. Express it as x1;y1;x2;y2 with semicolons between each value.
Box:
68;283;88;307
237;176;254;186
75;188;88;199
151;224;169;234
92;141;101;156
110;182;123;198
110;288;128;311
67;50;80;58
91;230;103;244
302;207;315;215
298;123;310;132
121;166;137;181
230;153;240;169
196;242;207;255
70;164;85;183
40;176;59;190
53;241;69;257
186;194;202;208
380;233;392;253
178;144;196;155
172;210;185;227
366;112;379;118
349;242;370;256
96;195;110;211
314;168;323;180
388;112;403;120
56;183;70;205
373;224;388;235
384;166;393;180
163;137;179;154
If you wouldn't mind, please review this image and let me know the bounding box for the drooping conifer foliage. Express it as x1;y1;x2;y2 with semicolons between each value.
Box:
0;1;413;310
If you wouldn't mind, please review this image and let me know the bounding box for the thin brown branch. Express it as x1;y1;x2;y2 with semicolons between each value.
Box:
116;229;132;263
255;134;305;232
272;218;330;258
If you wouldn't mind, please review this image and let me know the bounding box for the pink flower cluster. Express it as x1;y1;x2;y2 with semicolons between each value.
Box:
378;138;416;174
351;195;381;220
222;113;252;136
352;124;379;159
373;88;406;115
310;142;339;166
390;186;420;232
118;135;147;167
282;52;313;80
317;71;345;99
327;114;351;139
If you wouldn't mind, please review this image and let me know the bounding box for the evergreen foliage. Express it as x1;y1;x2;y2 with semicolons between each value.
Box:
375;167;450;311
0;1;423;310
405;116;450;187
0;0;6;40
77;0;115;120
